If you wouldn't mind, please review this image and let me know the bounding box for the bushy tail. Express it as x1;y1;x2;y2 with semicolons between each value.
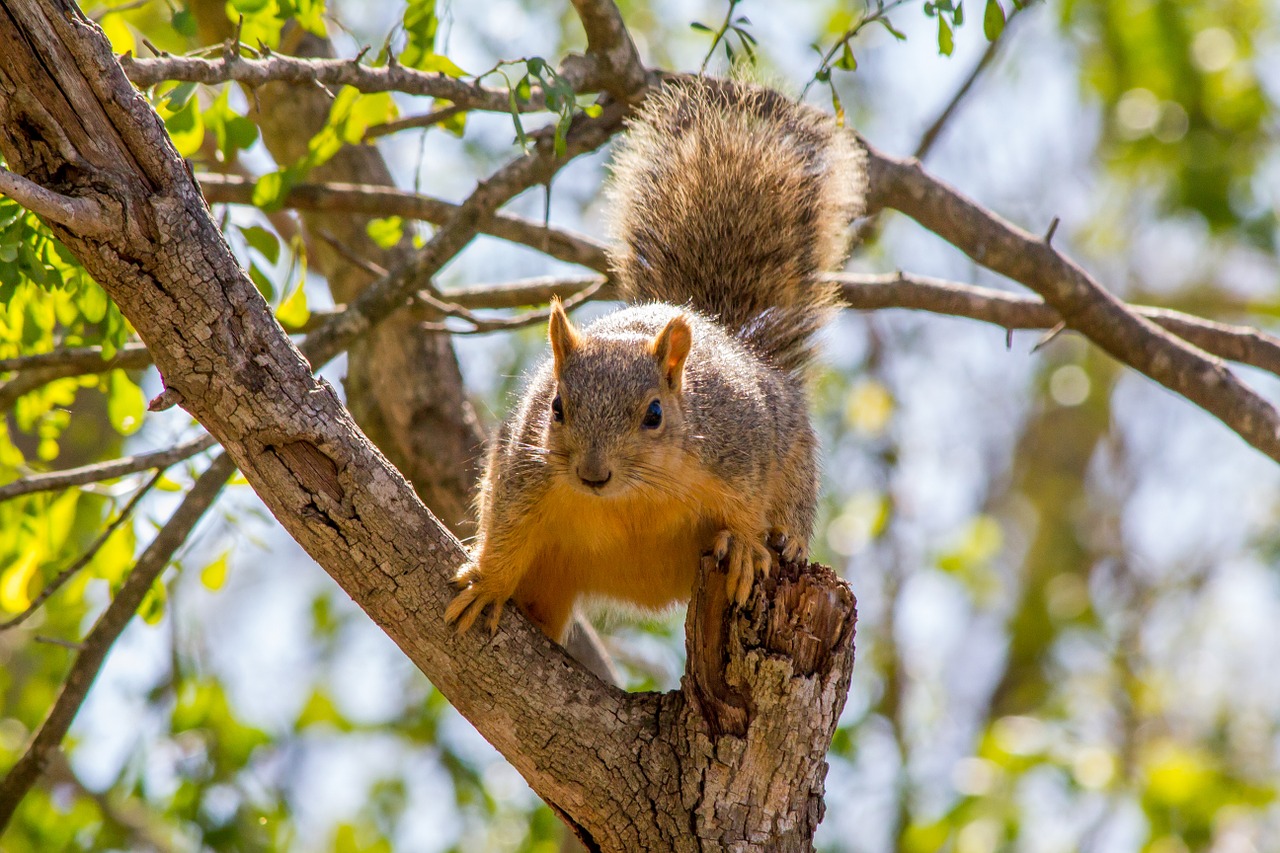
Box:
607;77;865;375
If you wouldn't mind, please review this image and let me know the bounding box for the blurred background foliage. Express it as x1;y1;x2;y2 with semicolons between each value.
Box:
2;0;1279;850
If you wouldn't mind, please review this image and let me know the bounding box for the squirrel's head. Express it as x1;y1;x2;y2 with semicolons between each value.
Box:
543;299;692;497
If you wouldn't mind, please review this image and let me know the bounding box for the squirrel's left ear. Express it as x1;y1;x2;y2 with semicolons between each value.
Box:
651;314;692;392
548;297;581;375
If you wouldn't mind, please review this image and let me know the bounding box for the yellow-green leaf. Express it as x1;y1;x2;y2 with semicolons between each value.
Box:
0;549;39;613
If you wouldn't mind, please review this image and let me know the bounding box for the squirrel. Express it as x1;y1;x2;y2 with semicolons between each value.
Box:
445;77;866;642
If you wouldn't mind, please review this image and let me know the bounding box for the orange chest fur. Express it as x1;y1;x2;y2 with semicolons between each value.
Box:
516;469;737;609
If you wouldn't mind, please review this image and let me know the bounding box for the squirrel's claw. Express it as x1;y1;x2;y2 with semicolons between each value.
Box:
445;579;507;636
768;528;808;563
714;529;772;605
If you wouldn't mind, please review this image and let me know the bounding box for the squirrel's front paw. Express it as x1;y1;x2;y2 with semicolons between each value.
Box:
445;562;511;636
768;527;809;563
712;529;773;605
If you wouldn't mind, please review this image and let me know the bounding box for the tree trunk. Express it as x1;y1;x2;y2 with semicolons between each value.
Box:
0;2;857;847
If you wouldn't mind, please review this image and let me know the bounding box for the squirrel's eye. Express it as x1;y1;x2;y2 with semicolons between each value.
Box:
551;394;564;423
642;399;663;429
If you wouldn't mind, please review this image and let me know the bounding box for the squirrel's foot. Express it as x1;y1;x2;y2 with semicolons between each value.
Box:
712;529;772;606
445;563;509;636
768;528;809;563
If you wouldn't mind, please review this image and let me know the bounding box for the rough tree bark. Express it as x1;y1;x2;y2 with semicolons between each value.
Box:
0;1;858;849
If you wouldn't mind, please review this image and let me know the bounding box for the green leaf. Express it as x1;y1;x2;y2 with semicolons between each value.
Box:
938;16;954;56
954;2;965;26
248;261;276;301
200;551;230;591
690;21;712;33
400;0;441;69
416;53;468;77
983;0;1006;41
107;370;144;436
252;168;297;212
164;81;198;111
240;225;281;265
366;216;404;250
837;42;857;71
138;578;166;625
878;17;907;41
171;7;197;37
276;281;309;328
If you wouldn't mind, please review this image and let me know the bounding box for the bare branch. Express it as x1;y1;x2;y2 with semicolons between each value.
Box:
0;342;150;373
863;141;1280;463
830;272;1280;377
0;434;217;502
0;343;153;410
0;166;109;235
196;173;611;273
0;471;163;632
119;53;525;113
364;104;467;140
0;453;235;831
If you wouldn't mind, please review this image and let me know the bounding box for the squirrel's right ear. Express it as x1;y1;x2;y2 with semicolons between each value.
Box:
548;297;581;374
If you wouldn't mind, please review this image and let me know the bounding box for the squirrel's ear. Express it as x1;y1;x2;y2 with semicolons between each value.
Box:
651;314;692;391
548;297;581;374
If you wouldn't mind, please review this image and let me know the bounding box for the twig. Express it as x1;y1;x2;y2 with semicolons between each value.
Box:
0;434;217;502
415;278;607;335
1;471;164;632
195;173;611;273
0;453;235;832
364;104;473;140
913;1;1025;161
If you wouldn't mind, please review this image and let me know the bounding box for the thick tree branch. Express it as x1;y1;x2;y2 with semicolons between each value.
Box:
0;435;216;502
862;142;1280;462
196;173;611;273
0;453;235;831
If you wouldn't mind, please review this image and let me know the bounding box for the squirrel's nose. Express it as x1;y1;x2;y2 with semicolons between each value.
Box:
577;462;612;489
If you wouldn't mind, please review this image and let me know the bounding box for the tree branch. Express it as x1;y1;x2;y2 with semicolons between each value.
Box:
831;272;1280;377
0;453;235;831
0;343;152;411
568;0;648;96
0;435;217;502
196;173;611;273
0;165;108;235
119;53;526;112
862;141;1280;463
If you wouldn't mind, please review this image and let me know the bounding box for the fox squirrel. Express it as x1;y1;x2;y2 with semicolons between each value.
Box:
446;78;866;642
